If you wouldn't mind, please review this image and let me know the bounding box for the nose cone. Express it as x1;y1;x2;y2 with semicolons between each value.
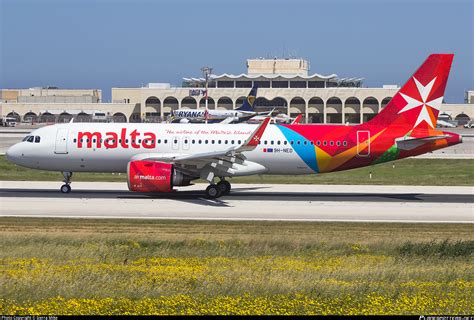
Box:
5;143;23;164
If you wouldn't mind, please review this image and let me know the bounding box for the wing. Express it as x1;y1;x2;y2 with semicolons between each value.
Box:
132;117;271;179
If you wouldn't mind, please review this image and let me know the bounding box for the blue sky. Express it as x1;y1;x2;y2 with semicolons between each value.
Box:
1;0;472;102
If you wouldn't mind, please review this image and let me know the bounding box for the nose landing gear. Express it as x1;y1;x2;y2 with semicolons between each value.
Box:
60;172;73;193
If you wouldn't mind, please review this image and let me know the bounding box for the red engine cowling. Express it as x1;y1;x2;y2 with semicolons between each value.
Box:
127;160;173;193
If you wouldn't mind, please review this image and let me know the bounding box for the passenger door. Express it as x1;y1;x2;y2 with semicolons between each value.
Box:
357;130;370;157
55;128;69;154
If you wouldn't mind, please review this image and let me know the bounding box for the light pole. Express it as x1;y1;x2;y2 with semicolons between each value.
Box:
201;66;213;124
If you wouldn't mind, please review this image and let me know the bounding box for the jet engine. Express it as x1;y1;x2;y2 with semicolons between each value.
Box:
127;160;193;192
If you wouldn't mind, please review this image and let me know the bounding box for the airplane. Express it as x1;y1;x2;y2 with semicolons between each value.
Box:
6;54;462;199
436;119;456;128
248;112;301;124
170;85;267;123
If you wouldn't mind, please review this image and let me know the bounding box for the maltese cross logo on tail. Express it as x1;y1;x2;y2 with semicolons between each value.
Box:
398;76;443;128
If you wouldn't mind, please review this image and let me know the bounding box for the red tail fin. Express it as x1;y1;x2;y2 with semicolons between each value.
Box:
368;54;454;129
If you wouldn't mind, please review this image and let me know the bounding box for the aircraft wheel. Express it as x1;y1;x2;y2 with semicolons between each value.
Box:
217;180;231;195
205;184;221;199
60;184;71;194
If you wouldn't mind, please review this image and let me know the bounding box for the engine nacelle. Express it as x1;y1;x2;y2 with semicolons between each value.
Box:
127;160;192;193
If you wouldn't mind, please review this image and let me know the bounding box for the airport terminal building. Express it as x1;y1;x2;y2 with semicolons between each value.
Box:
1;58;473;125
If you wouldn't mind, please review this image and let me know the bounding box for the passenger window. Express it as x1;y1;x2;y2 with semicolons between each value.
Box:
336;141;341;146
264;140;267;145
205;140;208;144
284;141;287;145
343;141;348;146
310;141;314;145
35;136;40;143
330;141;334;146
238;140;241;144
317;141;321;146
164;139;168;144
73;138;77;143
303;141;307;145
218;140;221;144
198;140;202;144
184;139;188;144
271;141;274;145
323;141;327;146
174;139;178;144
27;136;34;143
157;139;160;144
277;141;280;145
225;140;228;144
211;140;215;144
290;141;294;145
192;140;195;144
297;141;301;145
231;140;235;144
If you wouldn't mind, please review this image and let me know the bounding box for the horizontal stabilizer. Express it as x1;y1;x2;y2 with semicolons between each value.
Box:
395;135;450;150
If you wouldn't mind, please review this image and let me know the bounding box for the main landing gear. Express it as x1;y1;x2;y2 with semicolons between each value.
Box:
205;179;232;199
60;171;73;193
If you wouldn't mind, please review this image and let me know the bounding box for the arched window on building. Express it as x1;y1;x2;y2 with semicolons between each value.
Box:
381;97;392;109
163;97;179;119
129;112;141;123
290;97;306;123
23;112;38;123
198;97;215;109
112;112;127;123
76;112;92;123
326;97;342;123
308;97;324;123
455;113;471;125
181;97;197;109
39;112;55;123
362;97;379;122
6;112;21;123
216;97;233;110
344;97;361;124
145;96;161;122
58;112;73;123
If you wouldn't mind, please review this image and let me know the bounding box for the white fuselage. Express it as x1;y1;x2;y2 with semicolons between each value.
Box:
6;123;313;175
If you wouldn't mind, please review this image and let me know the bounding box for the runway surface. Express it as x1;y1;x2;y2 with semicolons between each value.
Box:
1;181;473;223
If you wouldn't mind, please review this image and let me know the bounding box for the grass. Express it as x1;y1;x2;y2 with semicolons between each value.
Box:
0;155;473;185
0;218;472;315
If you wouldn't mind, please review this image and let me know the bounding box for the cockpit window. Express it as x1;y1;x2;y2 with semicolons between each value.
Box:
23;136;30;142
27;136;34;143
35;136;41;143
